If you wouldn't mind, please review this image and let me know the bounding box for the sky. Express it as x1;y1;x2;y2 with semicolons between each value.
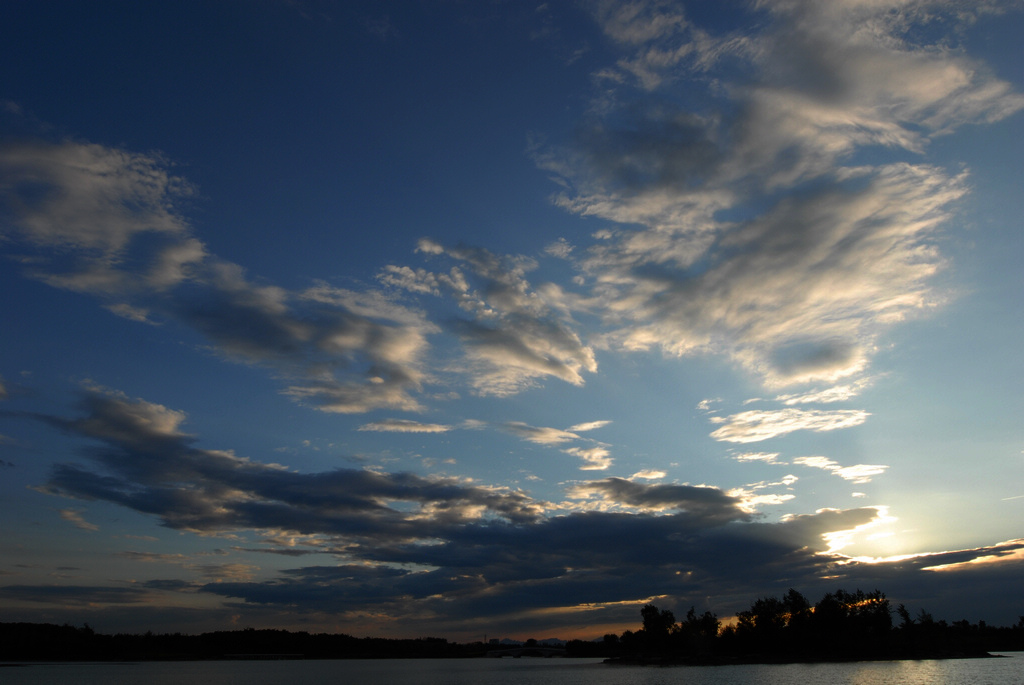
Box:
1;0;1022;641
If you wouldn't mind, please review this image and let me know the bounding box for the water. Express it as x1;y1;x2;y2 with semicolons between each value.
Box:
2;654;1021;685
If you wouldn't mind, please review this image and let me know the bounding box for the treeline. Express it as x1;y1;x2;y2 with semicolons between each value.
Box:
0;623;483;661
569;588;1024;664
3;588;1023;663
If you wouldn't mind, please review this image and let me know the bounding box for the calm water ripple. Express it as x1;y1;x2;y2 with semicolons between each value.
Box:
2;654;1021;685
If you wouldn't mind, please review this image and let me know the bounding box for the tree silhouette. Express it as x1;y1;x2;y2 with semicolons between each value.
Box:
640;603;675;651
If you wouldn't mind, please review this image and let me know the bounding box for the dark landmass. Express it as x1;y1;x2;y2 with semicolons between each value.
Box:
2;588;1022;663
593;589;1024;666
0;623;487;661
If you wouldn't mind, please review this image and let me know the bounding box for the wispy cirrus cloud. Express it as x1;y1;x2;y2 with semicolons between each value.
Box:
567;419;612;432
500;421;580;445
497;420;614;470
58;508;99;532
733;452;782;464
357;419;453;433
793;456;889;484
709;408;870;443
775;380;872;405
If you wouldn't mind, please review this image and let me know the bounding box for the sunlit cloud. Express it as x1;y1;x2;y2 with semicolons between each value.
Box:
819;505;898;553
382;239;597;396
728;474;798;512
630;469;666;480
709;408;870;443
921;539;1024;572
358;419;453;433
533;0;1023;390
775;380;872;405
500;422;580;445
793;456;888;484
733;452;782;464
562;446;613;471
566;420;612;432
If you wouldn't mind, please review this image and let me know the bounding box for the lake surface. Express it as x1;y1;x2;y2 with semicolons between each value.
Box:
3;654;1022;685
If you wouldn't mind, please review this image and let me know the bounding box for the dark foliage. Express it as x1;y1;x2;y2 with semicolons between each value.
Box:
607;588;1024;665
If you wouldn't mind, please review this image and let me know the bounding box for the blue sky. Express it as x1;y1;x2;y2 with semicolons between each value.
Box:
1;0;1022;640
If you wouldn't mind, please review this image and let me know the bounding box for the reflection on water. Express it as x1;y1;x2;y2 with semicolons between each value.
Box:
1;654;1020;685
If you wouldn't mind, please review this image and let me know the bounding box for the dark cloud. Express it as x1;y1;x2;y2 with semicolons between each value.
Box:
14;384;1024;631
37;387;544;539
569;477;750;522
232;547;321;557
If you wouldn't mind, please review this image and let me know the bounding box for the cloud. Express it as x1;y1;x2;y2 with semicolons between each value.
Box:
920;538;1024;573
534;0;1024;388
382;239;596;396
728;474;799;512
709;408;870;443
18;386;1024;630
775;380;872;405
5;0;1024;637
0;141;192;254
35;387;545;538
192;563;257;583
630;469;666;480
500;421;580;445
562;446;613;471
496;421;613;470
733;452;782;464
58;508;99;532
200;502;1009;633
0;141;437;414
561;163;967;387
793;456;889;484
733;0;1024;182
566;420;612;432
544;238;574;258
357;419;453;433
568;477;751;520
